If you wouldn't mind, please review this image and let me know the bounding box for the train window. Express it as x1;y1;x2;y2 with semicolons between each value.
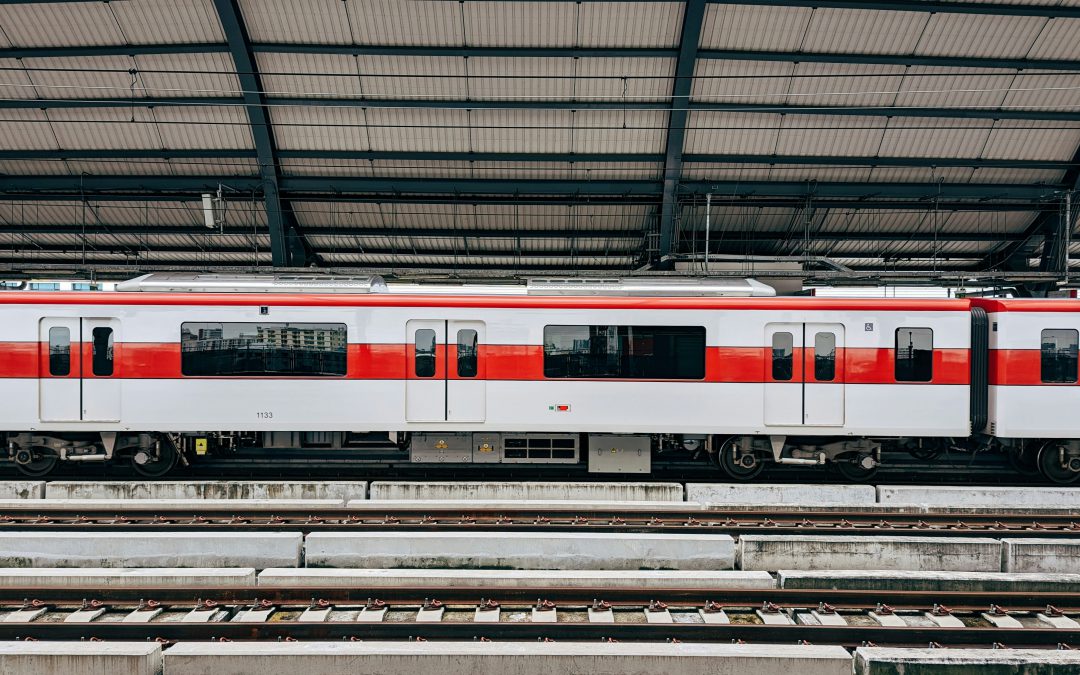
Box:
543;325;705;379
457;329;478;378
772;332;793;381
895;328;933;382
414;328;436;378
48;327;70;376
180;322;347;377
91;327;114;376
814;332;836;381
1041;329;1078;383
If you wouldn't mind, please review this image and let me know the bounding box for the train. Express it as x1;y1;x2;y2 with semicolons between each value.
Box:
0;273;1077;483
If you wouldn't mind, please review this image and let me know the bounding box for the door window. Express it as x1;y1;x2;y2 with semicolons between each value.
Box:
415;329;436;377
48;326;70;376
91;327;113;376
771;332;794;381
457;329;478;378
814;332;836;381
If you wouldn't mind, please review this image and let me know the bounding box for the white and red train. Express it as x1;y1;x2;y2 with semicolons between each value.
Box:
0;274;1078;482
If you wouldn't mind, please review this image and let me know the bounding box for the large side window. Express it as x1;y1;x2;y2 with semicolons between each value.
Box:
456;329;478;378
1041;329;1079;383
543;325;705;380
814;332;836;381
91;327;114;376
895;327;933;382
48;326;70;376
414;328;436;378
181;322;347;377
772;332;793;381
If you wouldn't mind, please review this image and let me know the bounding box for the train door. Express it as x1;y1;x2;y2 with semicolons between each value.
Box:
764;322;844;427
39;317;121;423
405;320;486;422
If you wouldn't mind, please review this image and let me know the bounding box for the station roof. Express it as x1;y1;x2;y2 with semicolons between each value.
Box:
1;0;1079;285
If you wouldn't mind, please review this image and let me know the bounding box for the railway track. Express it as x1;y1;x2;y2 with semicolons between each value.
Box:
0;506;1076;537
0;586;1076;647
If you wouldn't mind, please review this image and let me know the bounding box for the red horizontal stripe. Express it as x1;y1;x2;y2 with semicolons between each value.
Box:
0;292;973;312
974;298;1080;313
988;349;1080;386
2;342;970;384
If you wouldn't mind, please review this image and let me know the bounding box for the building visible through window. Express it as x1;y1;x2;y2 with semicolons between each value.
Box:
181;322;347;376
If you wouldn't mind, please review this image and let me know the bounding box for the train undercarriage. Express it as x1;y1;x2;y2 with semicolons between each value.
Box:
5;430;1080;484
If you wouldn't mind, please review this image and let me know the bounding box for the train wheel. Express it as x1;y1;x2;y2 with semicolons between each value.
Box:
15;447;58;477
130;441;178;478
1037;441;1080;484
832;453;878;482
714;436;764;481
1006;445;1040;477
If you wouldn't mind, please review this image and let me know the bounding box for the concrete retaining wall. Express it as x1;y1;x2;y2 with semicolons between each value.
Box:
739;535;1002;572
44;481;368;501
163;642;853;675
1001;538;1080;574
368;481;684;501
305;531;734;570
0;567;256;587
877;485;1080;509
257;568;772;588
687;483;876;505
855;647;1080;674
0;532;302;568
0;642;162;675
778;569;1080;592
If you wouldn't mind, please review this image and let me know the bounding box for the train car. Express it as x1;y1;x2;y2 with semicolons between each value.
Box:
974;298;1080;482
0;273;995;481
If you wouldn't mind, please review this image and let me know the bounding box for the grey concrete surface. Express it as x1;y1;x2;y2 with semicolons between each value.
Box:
258;568;774;588
368;481;684;501
778;569;1080;592
738;535;1002;572
687;483;875;505
345;499;693;511
0;532;301;568
877;485;1080;509
305;531;734;570
1002;538;1080;574
0;641;161;675
0;499;343;510
164;641;853;675
0;482;45;500
0;567;256;588
855;647;1080;674
43;481;367;501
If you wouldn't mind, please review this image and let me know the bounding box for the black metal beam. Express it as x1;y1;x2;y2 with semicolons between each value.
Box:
657;0;707;264
210;0;309;267
9;96;1080;122
2;149;1074;171
0;174;1064;201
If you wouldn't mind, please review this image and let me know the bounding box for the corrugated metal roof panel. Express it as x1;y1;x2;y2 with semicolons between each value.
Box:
775;115;885;156
1028;17;1080;60
47;107;160;150
238;0;351;44
968;167;1065;184
470;109;573;154
366;108;470;153
0;26;9;49
358;55;467;100
467;57;575;101
63;158;176;176
684;111;780;155
800;9;929;54
894;66;1012;109
257;53;362;99
168;157;260;176
877;117;994;158
577;2;683;48
1002;72;1080;112
21;55;136;100
0;159;70;175
136;52;242;98
981;120;1080;161
681;162;774;181
0;109;57;150
868;166;975;183
463;1;578;48
691;59;792;105
572;110;667;154
679;205;799;233
281;158;374;178
0;58;35;99
369;159;474;179
574;57;675;102
351;0;462;47
941;210;1035;234
0;3;124;47
270;105;370;152
769;163;875;182
110;0;225;44
914;13;1048;58
700;4;813;51
786;62;906;108
0;200;215;227
153;105;254;150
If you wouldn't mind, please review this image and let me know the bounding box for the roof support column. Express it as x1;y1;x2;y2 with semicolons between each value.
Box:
211;0;312;267
656;0;707;266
